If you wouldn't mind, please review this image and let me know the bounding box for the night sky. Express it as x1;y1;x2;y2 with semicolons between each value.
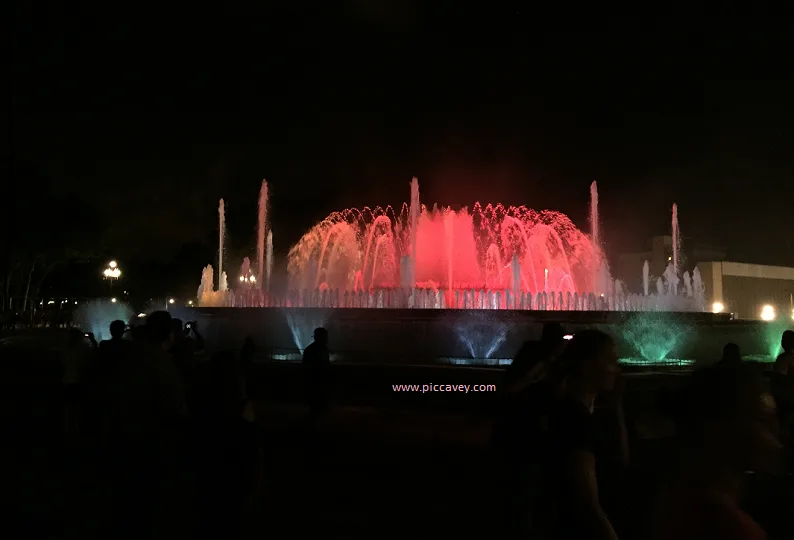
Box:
8;8;794;298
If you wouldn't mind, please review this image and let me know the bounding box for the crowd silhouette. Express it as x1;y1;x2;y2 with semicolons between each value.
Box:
495;323;792;539
9;313;794;538
55;312;259;539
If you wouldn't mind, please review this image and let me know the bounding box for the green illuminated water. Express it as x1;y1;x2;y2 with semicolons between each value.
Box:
763;322;786;359
621;312;691;363
618;357;694;367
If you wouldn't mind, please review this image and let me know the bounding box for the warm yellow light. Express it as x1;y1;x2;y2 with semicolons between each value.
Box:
249;275;256;283
239;275;245;282
712;302;724;313
761;305;776;321
109;260;117;269
169;298;175;304
188;300;193;305
111;297;117;303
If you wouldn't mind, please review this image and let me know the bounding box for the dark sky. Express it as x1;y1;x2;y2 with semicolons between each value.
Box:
9;7;794;295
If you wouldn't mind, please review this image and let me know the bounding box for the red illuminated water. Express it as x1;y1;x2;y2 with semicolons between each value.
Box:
288;193;605;297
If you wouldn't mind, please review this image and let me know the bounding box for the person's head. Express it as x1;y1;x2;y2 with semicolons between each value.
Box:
782;330;794;352
130;325;147;343
540;322;566;355
109;320;126;340
721;342;741;363
313;327;328;346
171;318;186;341
558;329;619;393
678;364;780;476
68;328;86;348
145;310;174;350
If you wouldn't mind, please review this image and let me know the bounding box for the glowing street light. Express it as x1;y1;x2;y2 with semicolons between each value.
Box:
169;298;175;304
102;260;121;294
111;297;117;303
760;305;776;322
712;302;724;314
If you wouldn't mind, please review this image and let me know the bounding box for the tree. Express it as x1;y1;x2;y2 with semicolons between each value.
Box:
3;160;105;313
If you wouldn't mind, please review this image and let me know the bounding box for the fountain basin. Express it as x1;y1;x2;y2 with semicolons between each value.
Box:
169;306;777;368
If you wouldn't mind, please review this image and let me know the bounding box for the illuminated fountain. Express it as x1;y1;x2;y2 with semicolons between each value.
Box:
218;199;227;292
744;321;788;363
445;311;511;365
285;176;610;308
619;312;694;367
198;177;704;312
74;299;134;342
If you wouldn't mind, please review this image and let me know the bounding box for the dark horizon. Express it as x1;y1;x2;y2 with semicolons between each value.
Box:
8;11;794;297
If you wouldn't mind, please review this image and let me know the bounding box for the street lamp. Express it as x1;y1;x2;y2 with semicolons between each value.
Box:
102;260;121;294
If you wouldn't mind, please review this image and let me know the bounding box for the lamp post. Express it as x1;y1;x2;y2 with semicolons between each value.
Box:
102;260;121;294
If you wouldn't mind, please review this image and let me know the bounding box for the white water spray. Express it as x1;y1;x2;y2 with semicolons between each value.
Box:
218;198;225;290
409;177;420;288
672;203;680;295
266;230;273;292
257;179;268;288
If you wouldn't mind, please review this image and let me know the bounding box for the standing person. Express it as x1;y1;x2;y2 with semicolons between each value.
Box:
655;364;780;540
302;327;332;422
503;322;568;394
543;329;623;540
493;322;568;537
62;329;95;438
774;331;794;375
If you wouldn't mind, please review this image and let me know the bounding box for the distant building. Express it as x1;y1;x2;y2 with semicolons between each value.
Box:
617;236;794;321
699;261;794;321
616;235;726;293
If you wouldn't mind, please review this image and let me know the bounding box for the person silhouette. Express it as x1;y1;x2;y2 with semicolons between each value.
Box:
655;363;780;540
718;343;742;365
302;327;332;422
504;322;567;394
493;322;569;536
99;320;128;356
774;331;794;375
544;329;622;540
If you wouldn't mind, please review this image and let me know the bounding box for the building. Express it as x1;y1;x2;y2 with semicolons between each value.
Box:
616;235;726;293
618;236;794;321
699;261;794;321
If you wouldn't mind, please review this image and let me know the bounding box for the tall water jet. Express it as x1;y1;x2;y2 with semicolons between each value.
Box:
257;179;268;288
219;198;225;290
444;208;454;299
671;203;680;277
511;254;520;308
590;180;599;250
409;177;420;289
642;261;650;296
266;230;273;292
671;203;680;296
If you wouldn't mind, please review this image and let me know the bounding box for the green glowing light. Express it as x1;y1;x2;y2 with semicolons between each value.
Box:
619;357;695;367
743;354;776;363
621;312;691;363
762;322;787;359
